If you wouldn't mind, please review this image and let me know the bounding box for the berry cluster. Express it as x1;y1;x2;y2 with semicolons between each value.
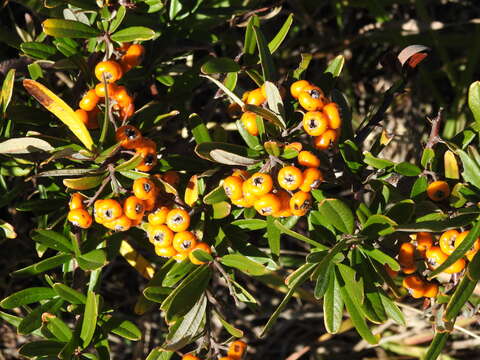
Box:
239;85;270;136
116;125;157;172
182;340;247;360
223;148;323;217
395;230;479;299
74;43;145;129
290;80;341;150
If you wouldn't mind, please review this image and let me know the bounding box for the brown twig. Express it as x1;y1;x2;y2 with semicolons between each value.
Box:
425;107;445;149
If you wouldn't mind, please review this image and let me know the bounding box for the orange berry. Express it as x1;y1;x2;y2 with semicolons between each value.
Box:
182;354;201;360
444;257;466;274
425;246;448;271
232;169;250;180
297;150;320;168
398;242;416;274
247;173;273;196
155;245;177;257
285;142;303;153
123;196;145;220
323;102;341;129
223;176;244;200
143;196;156;212
148;206;170;226
69;192;85;210
303;111;328;136
115;125;142;148
427;181;450;201
290;80;310;99
299;167;323;192
246;87;266;106
112;86;133;108
289;191;312;216
272;189;292;218
173;231;197;254
313;129;338;150
402;275;425;299
148;224;174;247
416;232;434;258
133;177;157;200
103;214;132;232
455;230;480;261
166;208;190;232
79;89;99;111
278;166;304;191
94;60;123;83
94;82;118;98
439;229;459;255
74;109;89;126
254;193;281;216
423;282;439;298
240;111;258;136
135;138;157;172
228;340;248;360
94;199;123;223
298;85;326;111
189;242;212;265
67;208;92;229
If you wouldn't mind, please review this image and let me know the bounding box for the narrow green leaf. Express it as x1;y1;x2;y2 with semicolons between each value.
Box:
109;6;126;33
19;340;64;358
244;103;286;129
231;219;266;230
1;69;15;114
317;198;354;234
111;27;155;42
274;220;326;248
63;175;105;190
12;254;72;277
424;332;450;360
77;249;107;271
42;19;100;38
32;230;73;253
323;269;343;333
203;185;227;205
53;283;86;304
1;287;56;309
18;298;64;335
266;216;280;256
221;254;267;276
267;13;293;54
21;42;57;59
103;317;141;340
189;113;212;145
200;58;240;74
81;291;98;348
146;348;174;360
143;286;172;303
292;53;312;80
214;310;243;338
359;246;400;271
468;81;480;127
46;316;73;342
444;275;476;322
394;162;421;176
411;176;428;200
201;74;244;107
457;148;480;189
324;55;345;77
243;15;260;55
253;25;275;81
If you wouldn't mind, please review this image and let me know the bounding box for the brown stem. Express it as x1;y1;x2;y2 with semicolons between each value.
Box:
425;107;445;149
213;260;240;307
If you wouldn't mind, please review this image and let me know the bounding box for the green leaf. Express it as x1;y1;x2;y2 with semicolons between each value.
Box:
77;249;107;271
363;152;394;169
424;332;450;360
411;176;428;200
323;269;343;333
274;220;326;248
468;81;480;127
143;286;172;303
103;317;141;340
314;263;333;299
0;69;15;114
1;287;56;309
27;63;43;80
359;246;400;271
161;266;212;323
236;119;261;149
243;15;259;55
385;200;415;224
253;25;275;81
394;162;421;176
81;291;98;348
0;137;54;154
53;283;86;304
200;57;240;74
32;230;73;253
362;214;397;237
111;27;155;42
189;113;212;145
109;6;126;33
337;263;364;305
231;219;267;230
457;148;480;189
13;254;72;277
201;74;244;107
317;198;354;234
324;55;345;77
264;81;286;127
421;148;435;167
21;42;57;59
203;185;227;205
266;216;280;257
162;294;206;351
45;316;73;342
19;340;64;358
191;248;213;263
42;19;100;38
146;348;174;360
63;175;105;190
244;103;286;129
267;13;293;54
292;53;312;80
429;219;480;278
18;298;64;335
220;254;267;276
224;71;237;91
214;310;243;338
379;289;405;325
444;274;477;322
468;251;480;280
212;201;231;219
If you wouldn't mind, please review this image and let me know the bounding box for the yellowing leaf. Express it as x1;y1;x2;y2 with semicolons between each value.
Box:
119;240;155;279
23;79;94;150
184;175;198;207
444;150;459;179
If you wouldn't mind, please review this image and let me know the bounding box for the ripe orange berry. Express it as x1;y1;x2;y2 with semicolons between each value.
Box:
425;246;448;271
94;199;123;223
182;354;201;360
148;224;174;247
103;214;132;232
123;196;145;220
79;89;99;111
115;125;142;148
121;44;145;70
297;150;320;168
273;190;292;218
439;229;459;255
299;167;323;192
289;191;312;216
246;87;266;106
313;129;338;150
278;166;304;191
166;208;190;232
119;102;135;119
240;112;259;136
398;242;416;274
285;142;303;153
416;232;434;258
69;192;85;210
323;102;341;129
444;257;467;274
67;208;92;229
223;176;244;200
189;242;212;265
254;193;281;216
143;196;157;212
155;245;177;257
173;231;197;254
135;139;157;172
162;170;180;187
247;173;273;196
148;206;170;226
303;111;329;136
228;340;248;360
112;86;133;108
455;230;480;261
95;60;123;83
423;282;439;298
298;85;326;111
94;82;118;98
427;181;450;201
133;177;157;200
290;80;310;99
232;169;250;180
402;275;425;299
74;109;89;126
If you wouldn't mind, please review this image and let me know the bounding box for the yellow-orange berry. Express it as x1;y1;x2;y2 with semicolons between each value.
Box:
148;206;170;226
254;193;281;216
148;224;174;247
247;173;273;196
95;60;123;83
133;177;157;200
303;111;329;136
290;80;310;99
323;102;341;129
223;176;244;200
67;208;92;229
173;231;197;254
277;166;304;191
299;167;323;192
297;150;320;168
289;191;312;216
166;208;190;232
427;181;450;201
123;196;145;220
69;192;85;210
